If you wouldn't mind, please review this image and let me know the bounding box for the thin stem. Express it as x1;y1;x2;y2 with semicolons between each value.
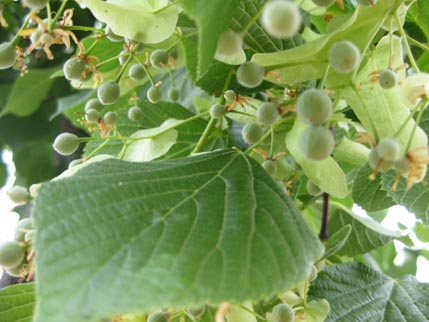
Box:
11;10;35;45
51;0;70;29
405;98;428;152
84;38;100;57
47;3;53;31
241;5;264;35
245;127;273;153
269;126;274;158
406;35;429;51
319;193;329;241
396;11;420;73
85;138;111;159
63;25;104;33
352;84;379;142
238;305;267;322
152;1;177;14
191;118;217;154
95;55;121;68
318;64;330;90
392;101;422;139
133;55;155;85
114;52;133;83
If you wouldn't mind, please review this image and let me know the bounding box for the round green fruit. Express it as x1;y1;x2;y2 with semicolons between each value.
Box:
14;218;34;242
63;57;86;81
147;86;161;103
0;42;16;69
224;89;236;103
147;311;168;322
7;186;30;204
168;87;179;101
128;64;145;81
128;106;143;122
85;98;104;112
376;138;400;161
103;111;117;126
53;132;80;156
296;89;333;125
23;0;49;9
236;61;265;88
306;180;322;196
261;0;302;38
118;50;129;65
209;103;226;119
257;103;280;125
272;303;295;322
0;241;25;269
97;80;120;105
262;159;277;177
368;148;394;172
312;0;336;7
150;49;169;69
328;41;361;74
216;29;243;57
299;126;334;161
379;69;397;89
85;109;100;124
242;122;264;144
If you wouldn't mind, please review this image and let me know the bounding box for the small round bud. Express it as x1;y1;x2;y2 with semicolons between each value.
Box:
256;102;280;125
14;218;34;242
216;29;243;57
7;186;30;204
63;57;86;81
261;0;302;38
53;132;80;156
376;138;400;161
128;64;145;81
0;241;25;269
147;86;161;103
85;109;100;124
242;122;264;144
236;61;265;88
262;159;277;177
379;69;397;89
0;42;16;69
328;41;361;74
150;49;169;69
118;50;129;65
368;148;394;172
224;89;236;103
97;80;120;105
306;180;322;196
147;311;168;322
85;99;104;112
272;303;295;322
209;103;226;119
103;111;117;126
105;25;123;42
299;126;334;161
297;89;333;125
128;106;143;122
168;87;180;101
24;230;35;243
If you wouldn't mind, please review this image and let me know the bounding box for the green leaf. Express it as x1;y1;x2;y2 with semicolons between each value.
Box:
352;165;395;212
406;0;429;40
80;0;181;44
252;0;403;83
309;263;429;322
415;222;429;243
33;150;323;322
0;68;57;117
321;224;351;260
0;160;6;187
0;283;35;322
178;0;241;78
285;119;348;198
382;171;429;223
328;205;402;257
296;299;330;322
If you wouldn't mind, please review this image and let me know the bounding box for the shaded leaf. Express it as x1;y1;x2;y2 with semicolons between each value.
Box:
321;224;351;260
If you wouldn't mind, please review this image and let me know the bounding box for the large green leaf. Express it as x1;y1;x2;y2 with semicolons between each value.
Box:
309;263;429;322
178;0;241;78
80;0;181;44
328;205;402;257
0;283;35;322
406;0;429;40
252;0;403;83
0;68;57;117
33;150;323;322
352;165;395;212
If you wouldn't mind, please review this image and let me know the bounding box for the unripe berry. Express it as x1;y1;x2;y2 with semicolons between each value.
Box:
216;29;243;57
299;126;334;161
168;87;179;101
376;138;400;161
0;42;16;69
105;25;123;42
368;148;394;172
128;64;145;81
103;111;117;126
63;57;86;81
14;218;34;242
150;49;169;69
24;230;35;243
261;0;302;39
256;103;280;125
379;69;397;89
0;241;24;269
85;98;104;112
242;122;264;144
128;106;143;122
7;186;30;204
272;303;295;322
328;41;361;74
30;29;43;49
147;86;161;103
236;61;265;88
356;0;378;6
209;103;226;119
147;311;168;322
262;159;277;177
306;180;322;196
312;0;336;7
297;89;333;125
85;109;100;124
53;132;80;156
118;50;129;65
97;80;120;105
224;89;236;103
22;0;49;9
